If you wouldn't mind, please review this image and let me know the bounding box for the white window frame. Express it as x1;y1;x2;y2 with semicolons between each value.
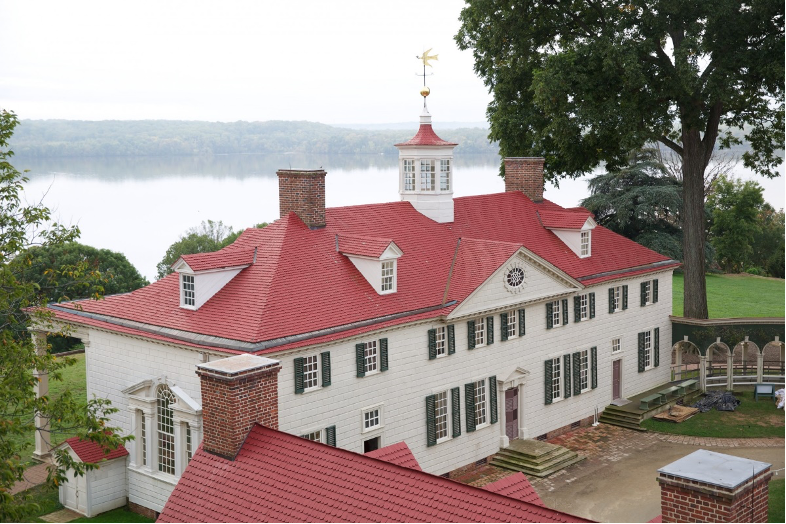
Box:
420;159;435;191
361;404;384;434
612;337;622;354
580;293;589;321
301;429;323;443
439;159;451;191
580;230;591;257
303;354;321;392
380;260;396;293
403;159;415;191
180;273;196;309
613;286;622;312
506;310;518;339
474;379;489;428
644;329;653;370
433;389;451;444
552;300;562;327
435;326;447;357
551;356;563;403
579;349;590;393
363;340;379;375
156;385;176;476
474;317;486;347
642;280;652;305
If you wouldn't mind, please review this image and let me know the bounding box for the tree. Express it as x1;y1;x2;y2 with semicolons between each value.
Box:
1;109;129;521
751;205;785;278
456;0;784;318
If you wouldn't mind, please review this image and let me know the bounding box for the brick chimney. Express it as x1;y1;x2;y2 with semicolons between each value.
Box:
657;450;772;523
504;157;545;203
277;169;327;228
196;354;281;460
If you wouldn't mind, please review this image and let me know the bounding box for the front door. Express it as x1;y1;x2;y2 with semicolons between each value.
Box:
612;359;622;400
505;388;518;440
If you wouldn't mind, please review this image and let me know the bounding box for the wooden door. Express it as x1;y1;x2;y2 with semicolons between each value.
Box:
612;359;622;400
505;388;518;440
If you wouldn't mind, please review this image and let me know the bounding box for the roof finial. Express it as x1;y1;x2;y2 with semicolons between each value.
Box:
416;48;438;107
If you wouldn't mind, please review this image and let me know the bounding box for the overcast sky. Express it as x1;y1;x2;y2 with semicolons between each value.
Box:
0;0;490;124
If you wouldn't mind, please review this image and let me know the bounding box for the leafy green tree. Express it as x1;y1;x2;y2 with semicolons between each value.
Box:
707;175;766;273
1;109;129;521
456;0;784;318
751;205;785;278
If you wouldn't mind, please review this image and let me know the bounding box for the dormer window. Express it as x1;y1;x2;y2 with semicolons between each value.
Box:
420;160;436;191
381;260;395;293
339;235;403;295
403;160;415;191
539;210;596;258
181;274;195;308
171;248;254;310
580;231;590;257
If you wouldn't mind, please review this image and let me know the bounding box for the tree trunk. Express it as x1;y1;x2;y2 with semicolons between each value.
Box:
681;132;710;319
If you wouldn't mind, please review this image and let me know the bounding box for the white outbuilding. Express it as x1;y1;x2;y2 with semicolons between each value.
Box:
57;437;128;517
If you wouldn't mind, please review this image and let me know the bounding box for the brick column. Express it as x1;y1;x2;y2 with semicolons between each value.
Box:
658;450;772;523
503;157;545;202
196;354;281;460
277;169;327;228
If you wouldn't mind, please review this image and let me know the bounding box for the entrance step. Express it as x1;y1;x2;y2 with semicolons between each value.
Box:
489;439;586;478
598;406;648;432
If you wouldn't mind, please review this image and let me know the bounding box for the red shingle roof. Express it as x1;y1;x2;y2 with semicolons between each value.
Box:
157;425;590;523
483;473;545;507
394;123;458;147
338;234;396;258
177;248;255;272
63;437;128;463
364;442;422;471
538;210;591;230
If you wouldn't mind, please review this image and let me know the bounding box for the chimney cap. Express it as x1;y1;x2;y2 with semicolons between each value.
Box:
197;354;280;378
658;450;771;489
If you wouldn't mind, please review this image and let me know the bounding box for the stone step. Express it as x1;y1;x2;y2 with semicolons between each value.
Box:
491;453;586;478
598;409;642;424
494;446;567;464
598;416;648;432
492;449;577;471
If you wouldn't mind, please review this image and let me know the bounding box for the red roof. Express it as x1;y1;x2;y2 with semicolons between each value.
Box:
51;192;677;353
63;437;128;463
157;425;590;523
538;210;591;230
394;123;458;147
483;473;545;507
338;234;395;258
365;442;422;471
177;248;255;272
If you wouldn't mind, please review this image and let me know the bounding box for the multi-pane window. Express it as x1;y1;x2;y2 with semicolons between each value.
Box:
612;338;621;354
186;425;192;463
642;281;651;305
507;310;517;338
613;286;621;312
157;385;176;475
644;330;652;368
552;357;562;401
364;408;380;430
580;294;589;320
403;159;415;191
474;380;487;426
580;231;590;256
364;340;378;373
552;301;562;327
140;414;147;466
303;354;320;390
475;317;486;347
440;159;450;191
435;326;447;357
420;159;435;191
302;430;322;443
580;350;589;391
182;274;195;307
381;261;394;292
434;391;449;441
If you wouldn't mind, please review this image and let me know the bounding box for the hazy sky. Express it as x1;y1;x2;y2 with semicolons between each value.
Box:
0;0;490;123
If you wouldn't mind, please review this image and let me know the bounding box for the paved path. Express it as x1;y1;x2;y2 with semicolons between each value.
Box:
9;462;51;495
39;508;81;523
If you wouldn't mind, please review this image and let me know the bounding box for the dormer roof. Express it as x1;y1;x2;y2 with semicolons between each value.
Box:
538;210;596;231
173;248;256;272
338;234;401;259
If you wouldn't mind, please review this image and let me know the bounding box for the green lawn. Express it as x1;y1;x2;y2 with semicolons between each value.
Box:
641;390;785;438
769;478;785;523
71;507;155;523
672;273;785;318
16;484;62;523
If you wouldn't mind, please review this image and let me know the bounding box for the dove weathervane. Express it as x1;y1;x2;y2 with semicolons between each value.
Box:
416;49;438;102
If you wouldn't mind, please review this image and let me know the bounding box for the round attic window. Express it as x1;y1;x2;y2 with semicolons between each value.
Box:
505;266;526;293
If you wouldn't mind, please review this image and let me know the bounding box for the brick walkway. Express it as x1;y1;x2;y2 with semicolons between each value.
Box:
10;462;51;495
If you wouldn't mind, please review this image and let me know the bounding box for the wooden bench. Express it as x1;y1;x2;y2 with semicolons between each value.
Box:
659;386;681;399
639;394;663;410
678;379;698;394
754;383;775;402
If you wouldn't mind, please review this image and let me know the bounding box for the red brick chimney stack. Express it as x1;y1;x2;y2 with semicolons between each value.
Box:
196;354;281;460
277;169;327;228
503;157;545;203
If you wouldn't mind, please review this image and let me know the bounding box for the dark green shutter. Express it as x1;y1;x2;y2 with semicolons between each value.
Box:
653;279;659;303
489;376;498;424
356;343;366;377
641;282;647;306
467;320;476;349
451;387;461;438
563;354;572;398
518;309;525;336
465;382;476;433
380;338;388;371
500;312;509;341
544;359;553;405
654;328;660;367
574;296;581;323
320;352;331;387
428;329;437;360
638;332;645;372
591;346;598;389
294;357;305;394
546;302;553;329
326;425;336;447
622;285;628;310
572;351;582;395
589;292;595;319
425;395;437;447
447;324;456;355
608;288;615;314
486;316;494;345
562;299;569;325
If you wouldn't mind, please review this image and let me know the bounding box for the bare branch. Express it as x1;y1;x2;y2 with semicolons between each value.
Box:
659;135;684;156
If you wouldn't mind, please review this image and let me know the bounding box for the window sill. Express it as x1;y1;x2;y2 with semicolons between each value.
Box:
551;397;564;404
303;386;323;394
362;424;384;435
129;466;179;485
364;370;381;377
435;436;452;445
475;422;490;431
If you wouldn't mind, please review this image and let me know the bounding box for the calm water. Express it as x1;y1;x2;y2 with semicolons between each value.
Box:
18;153;783;282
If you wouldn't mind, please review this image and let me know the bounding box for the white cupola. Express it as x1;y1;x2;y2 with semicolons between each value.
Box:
394;100;457;223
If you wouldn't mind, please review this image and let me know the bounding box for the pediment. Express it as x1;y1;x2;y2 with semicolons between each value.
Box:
123;377;201;414
448;247;582;320
499;366;530;388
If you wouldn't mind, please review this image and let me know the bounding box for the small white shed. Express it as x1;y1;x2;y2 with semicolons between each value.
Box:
57;437;128;518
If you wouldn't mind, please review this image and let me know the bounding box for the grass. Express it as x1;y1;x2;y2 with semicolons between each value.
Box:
16;484;63;523
71;507;155;523
672;273;785;318
769;479;785;523
641;390;785;438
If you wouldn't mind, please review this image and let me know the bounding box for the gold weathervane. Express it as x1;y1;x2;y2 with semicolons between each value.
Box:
416;49;438;100
418;48;439;67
